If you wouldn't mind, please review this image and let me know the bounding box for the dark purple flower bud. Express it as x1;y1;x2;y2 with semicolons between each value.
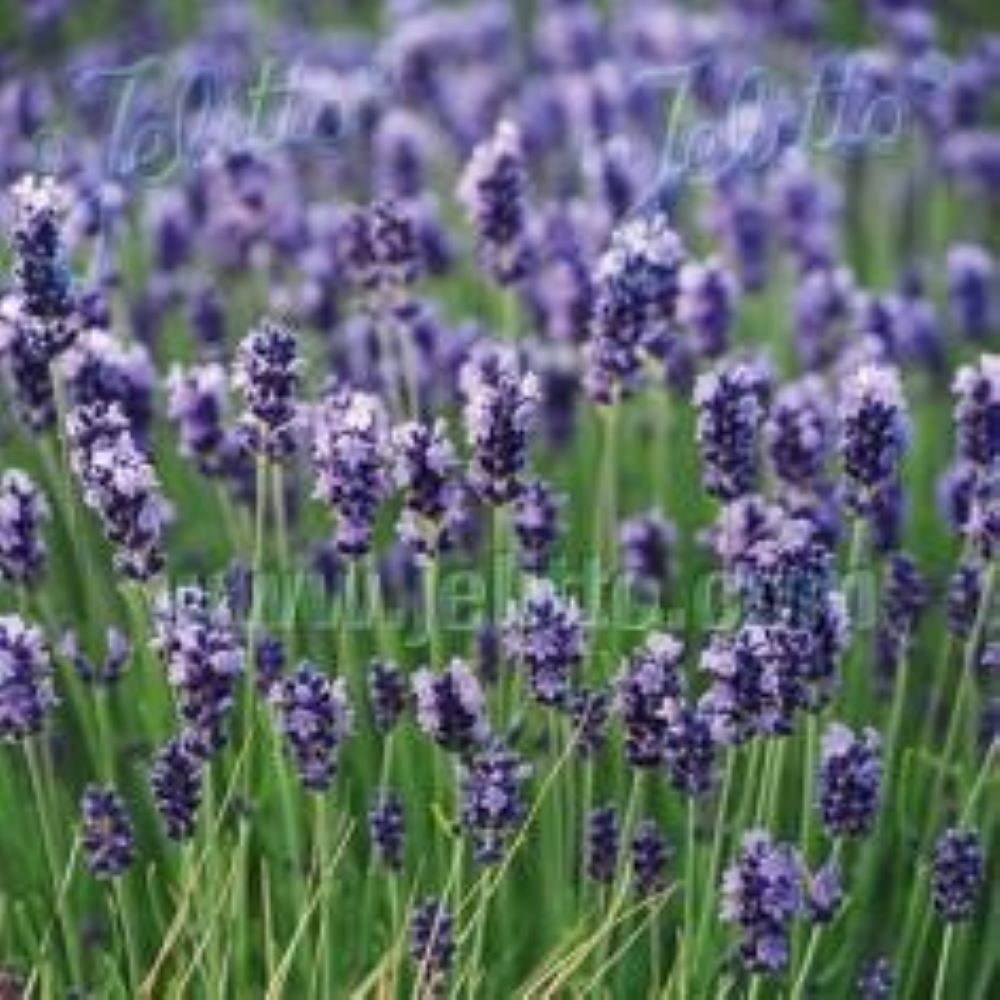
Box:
694;359;770;502
410;898;455;996
838;365;908;516
233;318;301;461
460;743;530;863
458;119;532;284
619;511;676;603
513;478;562;574
0;306;55;430
80;785;135;879
368;660;409;733
953;355;1000;470
412;658;489;753
368;790;405;871
311;389;391;558
586;805;620;885
880;552;929;641
947;245;993;341
931;828;985;922
806;856;844;923
0;469;48;587
254;632;285;697
66;401;171;581
61;627;129;687
150;736;203;842
764;376;835;489
369;199;422;293
617;632;684;767
167;363;231;475
585;213;685;403
709;179;770;294
504;579;585;708
662;697;716;796
566;686;612;758
720;829;805;974
818;723;883;839
460;344;539;505
374;109;432;199
631;819;668;897
269;664;353;792
392;418;462;558
0;615;55;742
188;283;228;358
678;256;737;359
152;587;244;759
857;957;895;1000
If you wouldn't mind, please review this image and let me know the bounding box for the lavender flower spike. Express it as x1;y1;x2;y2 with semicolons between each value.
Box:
312;388;392;558
931;828;985;922
0;614;56;742
953;354;1000;471
233;318;300;461
150;737;203;842
460;743;530;863
817;723;883;839
80;785;136;879
0;469;49;587
838;365;908;516
270;664;354;792
412;658;489;753
460;344;539;505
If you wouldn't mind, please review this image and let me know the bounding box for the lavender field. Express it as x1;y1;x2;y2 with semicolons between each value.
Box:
0;0;998;996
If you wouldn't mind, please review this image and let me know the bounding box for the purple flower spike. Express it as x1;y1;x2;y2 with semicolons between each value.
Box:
586;805;620;885
460;344;539;505
838;364;909;516
953;355;1000;471
369;791;406;871
67;401;172;581
694;359;771;502
619;511;676;603
460;743;530;864
80;785;135;879
513;478;562;574
312;389;392;558
764;375;835;490
932;828;985;922
152;586;244;759
458;119;532;284
504;579;585;708
233;318;301;461
0;615;56;742
0;469;48;587
412;658;489;754
410;898;455;996
150;736;203;842
167;363;231;476
947;244;993;341
678;256;736;360
818;723;883;839
617;632;684;768
269;664;353;792
721;829;805;974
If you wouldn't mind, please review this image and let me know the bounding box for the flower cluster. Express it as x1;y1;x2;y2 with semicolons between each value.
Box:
513;478;562;574
80;786;135;879
616;632;684;767
618;511;676;602
150;737;203;842
0;469;48;587
503;579;585;708
931;828;985;922
269;665;354;792
0;615;55;742
369;791;406;871
817;723;883;839
460;743;529;863
412;658;489;753
66;401;171;580
410;898;455;996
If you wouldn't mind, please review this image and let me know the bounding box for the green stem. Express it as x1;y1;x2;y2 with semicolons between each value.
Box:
932;925;955;1000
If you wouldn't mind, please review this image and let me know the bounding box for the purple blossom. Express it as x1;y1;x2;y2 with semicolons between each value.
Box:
167;363;231;475
694;358;771;502
857;957;895;999
312;389;392;558
953;355;1000;470
80;785;135;879
764;375;835;489
412;658;489;753
269;665;353;792
504;579;585;708
152;586;244;759
631;819;668;897
460;344;539;505
0;614;56;742
661;697;716;796
368;660;409;734
806;856;844;923
619;511;676;603
932;828;985;922
678;256;736;359
838;365;909;516
566;686;612;758
458;119;532;284
150;737;203;842
617;632;684;767
233;318;301;461
460;743;530;863
513;478;562;574
0;469;48;587
410;898;455;996
61;627;129;687
66;401;172;581
947;244;994;340
818;723;883;839
720;829;805;974
586;805;620;885
369;791;405;871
